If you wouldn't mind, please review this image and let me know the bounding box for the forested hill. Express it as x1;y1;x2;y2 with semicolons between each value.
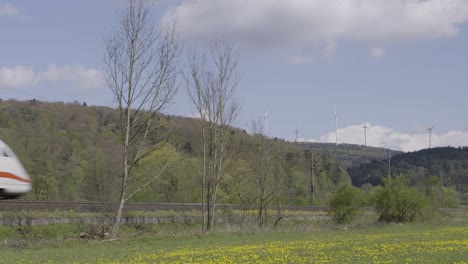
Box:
296;142;402;169
348;147;468;193
7;99;464;205
0;99;351;205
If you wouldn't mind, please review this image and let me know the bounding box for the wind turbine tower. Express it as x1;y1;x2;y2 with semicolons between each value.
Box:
264;112;269;136
335;107;339;145
294;129;299;143
428;124;436;149
362;122;368;146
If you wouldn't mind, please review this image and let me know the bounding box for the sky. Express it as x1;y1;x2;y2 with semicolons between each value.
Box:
1;0;468;152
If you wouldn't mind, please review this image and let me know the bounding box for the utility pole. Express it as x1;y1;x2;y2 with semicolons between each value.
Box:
440;172;444;208
388;148;391;177
310;151;315;205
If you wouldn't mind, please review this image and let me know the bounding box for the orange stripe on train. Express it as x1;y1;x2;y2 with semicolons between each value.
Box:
0;172;31;183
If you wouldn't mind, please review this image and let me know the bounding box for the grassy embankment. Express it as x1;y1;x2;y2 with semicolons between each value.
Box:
0;211;467;263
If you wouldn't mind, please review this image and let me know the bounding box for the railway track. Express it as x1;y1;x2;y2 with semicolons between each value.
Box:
0;200;330;212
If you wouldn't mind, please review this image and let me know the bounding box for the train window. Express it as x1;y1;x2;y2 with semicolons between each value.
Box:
0;148;11;157
1;145;15;157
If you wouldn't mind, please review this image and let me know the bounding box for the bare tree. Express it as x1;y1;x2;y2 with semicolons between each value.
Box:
246;120;283;227
104;0;180;237
184;41;240;230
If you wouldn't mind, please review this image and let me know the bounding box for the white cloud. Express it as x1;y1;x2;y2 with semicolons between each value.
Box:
312;123;468;152
168;0;468;57
37;65;104;90
0;65;36;87
0;3;31;20
0;64;105;91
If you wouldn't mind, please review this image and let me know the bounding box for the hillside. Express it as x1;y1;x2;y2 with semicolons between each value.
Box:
0;99;349;206
348;147;468;194
5;99;464;206
295;142;402;169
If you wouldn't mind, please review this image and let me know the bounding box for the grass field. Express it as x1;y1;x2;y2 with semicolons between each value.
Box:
0;221;467;263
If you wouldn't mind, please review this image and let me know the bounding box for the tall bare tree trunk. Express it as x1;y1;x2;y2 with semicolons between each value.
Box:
184;41;240;231
104;0;180;237
245;120;283;228
111;106;132;236
201;126;207;230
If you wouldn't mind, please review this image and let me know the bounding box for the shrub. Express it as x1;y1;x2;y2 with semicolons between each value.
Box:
373;175;428;223
442;187;460;208
424;176;460;209
462;192;468;206
330;185;367;224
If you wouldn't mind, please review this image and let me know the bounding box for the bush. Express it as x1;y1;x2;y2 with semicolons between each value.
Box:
330;185;367;224
373;175;428;223
424;176;460;209
462;192;468;206
441;187;460;208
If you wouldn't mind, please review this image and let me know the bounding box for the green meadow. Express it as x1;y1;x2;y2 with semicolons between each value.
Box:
1;221;467;263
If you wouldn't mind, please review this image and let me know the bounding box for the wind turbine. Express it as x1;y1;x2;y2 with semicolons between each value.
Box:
334;107;339;145
428;123;436;149
362;122;368;146
294;129;299;143
264;112;269;136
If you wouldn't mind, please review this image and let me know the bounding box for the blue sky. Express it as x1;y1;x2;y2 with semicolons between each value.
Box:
1;0;468;151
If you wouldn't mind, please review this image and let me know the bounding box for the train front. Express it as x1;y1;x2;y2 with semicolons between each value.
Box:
0;140;32;198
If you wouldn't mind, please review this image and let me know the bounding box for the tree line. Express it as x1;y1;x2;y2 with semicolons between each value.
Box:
348;146;468;205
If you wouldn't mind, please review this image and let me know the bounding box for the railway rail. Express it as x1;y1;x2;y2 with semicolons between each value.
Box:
0;200;330;212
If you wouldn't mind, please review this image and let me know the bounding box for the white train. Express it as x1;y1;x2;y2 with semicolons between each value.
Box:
0;140;32;199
